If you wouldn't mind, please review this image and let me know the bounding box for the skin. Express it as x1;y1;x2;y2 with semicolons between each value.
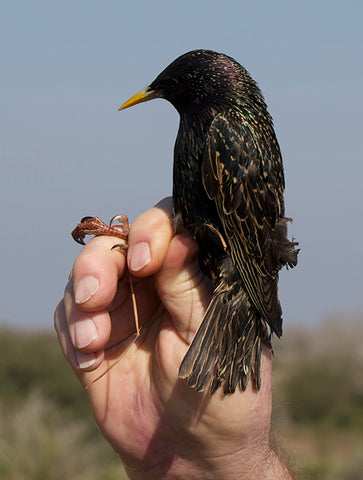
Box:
54;198;295;480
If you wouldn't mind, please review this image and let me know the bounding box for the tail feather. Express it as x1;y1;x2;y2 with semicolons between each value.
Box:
179;276;270;394
180;295;227;391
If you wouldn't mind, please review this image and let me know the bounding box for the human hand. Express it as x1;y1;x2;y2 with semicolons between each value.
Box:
54;198;293;479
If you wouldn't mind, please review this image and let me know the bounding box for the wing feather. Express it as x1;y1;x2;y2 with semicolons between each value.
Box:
201;112;288;330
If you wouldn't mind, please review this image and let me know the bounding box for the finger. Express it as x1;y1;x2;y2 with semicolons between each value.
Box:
107;275;159;346
72;235;127;312
154;233;213;343
63;274;115;356
127;198;173;277
63;275;113;355
54;299;104;374
63;275;146;359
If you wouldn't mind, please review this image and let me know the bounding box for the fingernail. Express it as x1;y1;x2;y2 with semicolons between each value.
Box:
74;318;98;348
75;350;98;369
75;276;99;304
130;242;151;272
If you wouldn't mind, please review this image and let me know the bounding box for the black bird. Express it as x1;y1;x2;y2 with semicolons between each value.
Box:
119;50;298;394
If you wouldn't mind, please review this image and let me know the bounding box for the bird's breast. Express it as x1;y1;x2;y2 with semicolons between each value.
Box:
172;123;219;234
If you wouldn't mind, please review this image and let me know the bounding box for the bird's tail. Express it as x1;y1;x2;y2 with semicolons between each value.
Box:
179;262;270;394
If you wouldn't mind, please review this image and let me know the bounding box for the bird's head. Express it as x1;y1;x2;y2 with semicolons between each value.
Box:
119;50;261;116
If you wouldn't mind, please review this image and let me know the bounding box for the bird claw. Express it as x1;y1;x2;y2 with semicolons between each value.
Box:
71;215;130;246
111;243;127;252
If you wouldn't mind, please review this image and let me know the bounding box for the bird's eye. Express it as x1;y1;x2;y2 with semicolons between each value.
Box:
168;77;179;88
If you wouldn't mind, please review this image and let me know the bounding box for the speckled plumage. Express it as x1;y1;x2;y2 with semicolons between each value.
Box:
122;50;299;394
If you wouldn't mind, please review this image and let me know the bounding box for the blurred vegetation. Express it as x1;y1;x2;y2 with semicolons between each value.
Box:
0;316;362;479
272;316;363;479
0;328;126;480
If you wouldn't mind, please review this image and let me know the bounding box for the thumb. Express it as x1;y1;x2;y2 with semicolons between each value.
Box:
154;233;213;345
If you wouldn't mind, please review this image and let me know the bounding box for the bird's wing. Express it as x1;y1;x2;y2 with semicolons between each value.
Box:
201;112;285;329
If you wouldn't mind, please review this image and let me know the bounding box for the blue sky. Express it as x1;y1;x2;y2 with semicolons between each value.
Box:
1;0;362;328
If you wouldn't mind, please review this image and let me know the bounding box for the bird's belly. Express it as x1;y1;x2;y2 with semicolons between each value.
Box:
172;184;218;234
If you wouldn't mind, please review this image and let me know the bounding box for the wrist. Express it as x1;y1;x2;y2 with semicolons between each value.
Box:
197;441;294;480
124;439;294;480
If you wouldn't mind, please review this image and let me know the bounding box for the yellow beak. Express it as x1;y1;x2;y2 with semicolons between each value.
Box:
118;86;159;111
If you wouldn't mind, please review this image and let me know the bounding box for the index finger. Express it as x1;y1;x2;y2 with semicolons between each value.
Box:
127;197;173;276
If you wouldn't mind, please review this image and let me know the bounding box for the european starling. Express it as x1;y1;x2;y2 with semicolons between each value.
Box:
76;50;299;395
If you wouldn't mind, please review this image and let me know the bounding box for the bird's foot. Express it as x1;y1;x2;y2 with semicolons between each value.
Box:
71;214;129;246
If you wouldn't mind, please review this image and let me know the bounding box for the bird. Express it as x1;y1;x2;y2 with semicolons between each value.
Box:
76;49;299;395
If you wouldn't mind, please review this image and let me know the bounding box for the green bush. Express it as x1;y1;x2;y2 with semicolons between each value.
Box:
0;390;125;480
275;320;363;431
0;329;88;417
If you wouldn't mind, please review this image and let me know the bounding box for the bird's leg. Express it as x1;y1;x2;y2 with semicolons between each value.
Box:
205;223;228;251
71;214;140;339
72;214;129;246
